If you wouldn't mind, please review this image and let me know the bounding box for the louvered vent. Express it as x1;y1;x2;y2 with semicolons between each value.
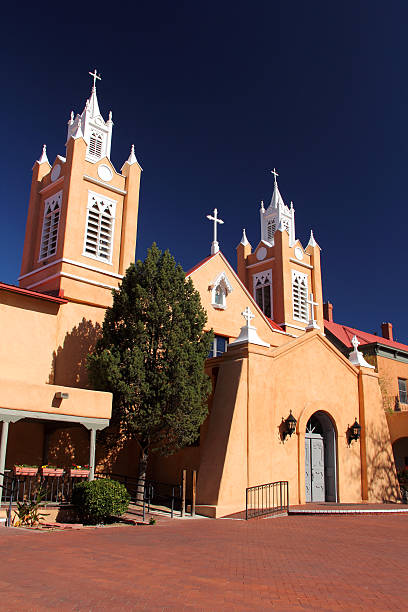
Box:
39;192;62;260
292;270;308;321
84;192;116;262
89;132;103;158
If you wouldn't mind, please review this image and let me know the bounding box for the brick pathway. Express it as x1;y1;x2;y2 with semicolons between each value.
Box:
0;514;407;610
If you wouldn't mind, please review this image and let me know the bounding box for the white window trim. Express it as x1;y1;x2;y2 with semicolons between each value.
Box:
38;190;62;262
210;271;233;310
253;269;273;318
292;269;308;322
83;190;116;265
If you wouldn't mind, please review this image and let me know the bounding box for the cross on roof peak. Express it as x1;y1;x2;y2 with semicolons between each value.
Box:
271;168;279;184
89;68;101;89
206;208;224;255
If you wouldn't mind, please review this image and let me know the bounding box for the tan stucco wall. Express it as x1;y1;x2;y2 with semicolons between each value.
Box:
376;354;408;411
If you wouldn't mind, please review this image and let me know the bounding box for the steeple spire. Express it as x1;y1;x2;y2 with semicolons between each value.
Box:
260;168;296;246
86;69;101;118
270;168;285;209
66;68;113;161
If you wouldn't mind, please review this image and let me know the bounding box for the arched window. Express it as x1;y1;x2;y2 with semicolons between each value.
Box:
253;270;272;318
292;270;308;321
88;131;103;158
39;191;62;260
84;191;116;262
211;272;233;309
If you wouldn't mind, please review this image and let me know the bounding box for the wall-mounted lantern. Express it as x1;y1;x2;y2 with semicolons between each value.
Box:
347;418;361;445
281;410;297;441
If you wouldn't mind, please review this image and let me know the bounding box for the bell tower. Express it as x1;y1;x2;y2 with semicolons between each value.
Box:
237;170;324;336
19;70;142;308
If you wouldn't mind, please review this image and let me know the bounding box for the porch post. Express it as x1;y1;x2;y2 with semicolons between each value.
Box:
88;428;96;481
0;421;10;499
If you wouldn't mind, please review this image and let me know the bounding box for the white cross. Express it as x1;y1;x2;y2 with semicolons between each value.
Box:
89;68;101;88
351;335;360;351
306;292;318;323
242;306;255;326
271;168;279;183
206;208;224;254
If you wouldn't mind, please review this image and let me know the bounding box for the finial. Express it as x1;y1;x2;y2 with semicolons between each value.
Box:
308;229;317;247
348;335;375;368
271;167;279;184
37;144;49;164
242;306;255;327
68;111;74;125
89;68;101;90
240;228;249;246
290;200;294;210
71;117;83;140
125;144;138;165
260;199;265;212
351;335;360;351
108;110;113;121
230;306;270;348
85;99;90;110
206;208;224;255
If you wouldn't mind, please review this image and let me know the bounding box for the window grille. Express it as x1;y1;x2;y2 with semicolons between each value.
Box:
292;270;308;321
88;132;103;158
84;192;116;262
39;191;62;260
398;378;407;404
253;270;272;318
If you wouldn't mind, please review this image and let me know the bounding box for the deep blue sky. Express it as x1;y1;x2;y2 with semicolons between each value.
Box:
1;2;407;340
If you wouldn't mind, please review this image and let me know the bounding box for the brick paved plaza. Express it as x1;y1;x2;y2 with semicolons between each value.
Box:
0;514;407;610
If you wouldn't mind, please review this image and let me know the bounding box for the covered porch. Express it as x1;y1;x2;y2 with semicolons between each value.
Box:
0;378;112;503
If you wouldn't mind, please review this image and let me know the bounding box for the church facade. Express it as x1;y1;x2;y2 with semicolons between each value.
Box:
0;75;403;517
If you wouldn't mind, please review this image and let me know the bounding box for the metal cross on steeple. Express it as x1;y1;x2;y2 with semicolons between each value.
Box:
206;208;224;255
89;68;101;89
271;168;279;184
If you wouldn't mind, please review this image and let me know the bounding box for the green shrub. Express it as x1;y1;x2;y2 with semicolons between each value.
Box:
72;478;130;524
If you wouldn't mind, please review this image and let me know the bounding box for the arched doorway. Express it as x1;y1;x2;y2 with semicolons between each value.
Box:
305;411;337;503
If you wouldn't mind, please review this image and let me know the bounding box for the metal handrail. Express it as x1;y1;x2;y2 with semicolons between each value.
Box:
245;481;289;520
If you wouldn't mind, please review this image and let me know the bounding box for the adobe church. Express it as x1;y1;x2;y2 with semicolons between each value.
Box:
0;74;405;518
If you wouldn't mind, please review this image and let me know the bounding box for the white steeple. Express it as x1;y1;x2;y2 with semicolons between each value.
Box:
260;168;296;247
66;69;113;161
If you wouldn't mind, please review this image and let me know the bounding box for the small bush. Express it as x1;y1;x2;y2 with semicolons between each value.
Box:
72;478;130;525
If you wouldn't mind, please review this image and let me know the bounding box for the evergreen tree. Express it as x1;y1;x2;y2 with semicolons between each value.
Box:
87;243;213;492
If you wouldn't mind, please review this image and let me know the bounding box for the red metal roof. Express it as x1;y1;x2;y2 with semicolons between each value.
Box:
0;281;67;304
324;319;408;353
267;317;284;332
